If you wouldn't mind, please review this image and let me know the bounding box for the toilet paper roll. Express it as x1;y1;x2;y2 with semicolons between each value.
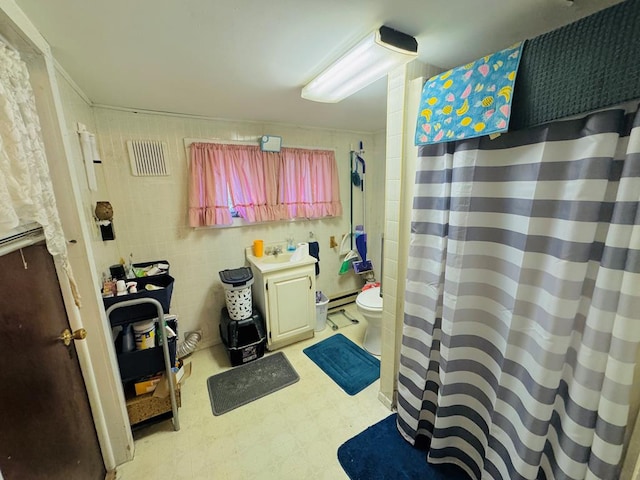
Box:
290;242;309;262
296;242;309;256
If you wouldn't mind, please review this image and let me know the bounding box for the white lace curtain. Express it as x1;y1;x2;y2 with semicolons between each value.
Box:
0;40;80;305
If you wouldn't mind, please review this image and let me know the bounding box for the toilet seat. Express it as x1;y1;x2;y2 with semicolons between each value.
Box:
356;286;382;311
356;286;383;356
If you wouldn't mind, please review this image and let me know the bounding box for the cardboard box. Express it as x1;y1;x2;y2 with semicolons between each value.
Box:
133;375;162;396
125;362;191;425
153;362;192;399
173;363;186;384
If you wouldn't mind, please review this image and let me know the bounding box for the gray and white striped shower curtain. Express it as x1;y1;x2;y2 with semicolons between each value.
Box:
397;107;640;480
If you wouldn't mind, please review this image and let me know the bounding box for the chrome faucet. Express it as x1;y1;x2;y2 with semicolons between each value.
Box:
265;245;283;256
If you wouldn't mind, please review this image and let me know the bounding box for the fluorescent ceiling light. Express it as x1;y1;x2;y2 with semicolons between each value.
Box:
301;26;418;103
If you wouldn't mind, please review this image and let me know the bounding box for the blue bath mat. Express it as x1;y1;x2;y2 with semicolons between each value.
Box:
338;414;470;480
303;334;379;395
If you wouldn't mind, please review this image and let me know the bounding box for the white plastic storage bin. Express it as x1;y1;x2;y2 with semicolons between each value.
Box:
219;267;255;320
315;291;329;332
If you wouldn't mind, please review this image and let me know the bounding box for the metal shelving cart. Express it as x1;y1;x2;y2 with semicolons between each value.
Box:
106;298;180;431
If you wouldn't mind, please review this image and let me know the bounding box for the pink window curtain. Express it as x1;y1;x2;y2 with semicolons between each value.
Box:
279;148;342;219
188;143;232;226
224;145;284;222
189;143;341;226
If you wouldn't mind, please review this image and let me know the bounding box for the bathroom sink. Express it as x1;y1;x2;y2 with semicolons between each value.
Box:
261;253;294;264
245;246;316;273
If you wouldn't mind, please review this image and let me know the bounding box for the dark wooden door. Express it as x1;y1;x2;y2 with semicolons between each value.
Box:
0;242;105;480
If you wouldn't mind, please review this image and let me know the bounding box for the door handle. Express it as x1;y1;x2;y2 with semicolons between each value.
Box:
59;328;87;346
308;276;312;289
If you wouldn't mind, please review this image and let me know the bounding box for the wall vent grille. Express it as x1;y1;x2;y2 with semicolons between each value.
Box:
127;140;169;176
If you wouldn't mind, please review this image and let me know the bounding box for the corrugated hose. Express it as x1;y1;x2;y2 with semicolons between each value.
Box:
177;330;202;359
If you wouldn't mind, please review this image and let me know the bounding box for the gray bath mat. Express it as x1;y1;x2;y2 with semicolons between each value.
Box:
206;352;299;415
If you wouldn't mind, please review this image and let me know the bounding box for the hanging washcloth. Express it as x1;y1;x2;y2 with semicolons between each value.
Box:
415;42;524;145
309;241;320;276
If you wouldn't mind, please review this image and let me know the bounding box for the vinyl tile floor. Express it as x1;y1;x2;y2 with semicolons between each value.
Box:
115;303;391;480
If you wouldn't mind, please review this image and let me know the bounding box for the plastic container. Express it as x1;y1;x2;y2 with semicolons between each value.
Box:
315;291;329;332
116;317;178;383
219;307;266;366
110;264;126;281
219;267;255;320
132;260;170;276
133;319;155;350
252;240;264;257
103;274;175;326
224;288;253;320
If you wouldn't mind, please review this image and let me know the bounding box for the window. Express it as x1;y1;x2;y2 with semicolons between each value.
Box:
188;142;342;227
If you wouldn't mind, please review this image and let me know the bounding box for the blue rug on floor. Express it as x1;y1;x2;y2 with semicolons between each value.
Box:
338;414;470;480
303;333;379;395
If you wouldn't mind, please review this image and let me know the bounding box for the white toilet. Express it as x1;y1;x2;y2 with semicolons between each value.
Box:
356;286;383;356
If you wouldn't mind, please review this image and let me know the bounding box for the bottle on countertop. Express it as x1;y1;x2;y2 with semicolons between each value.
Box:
286;234;296;252
126;253;136;279
102;273;115;298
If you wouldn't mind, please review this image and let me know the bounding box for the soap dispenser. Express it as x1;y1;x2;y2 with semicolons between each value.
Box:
286;235;296;252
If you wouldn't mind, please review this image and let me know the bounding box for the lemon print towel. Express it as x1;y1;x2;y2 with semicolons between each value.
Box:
415;42;523;146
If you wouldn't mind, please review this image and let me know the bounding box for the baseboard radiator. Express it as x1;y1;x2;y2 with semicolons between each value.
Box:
328;289;360;310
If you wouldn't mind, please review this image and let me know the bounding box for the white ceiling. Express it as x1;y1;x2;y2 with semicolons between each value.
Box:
14;0;623;132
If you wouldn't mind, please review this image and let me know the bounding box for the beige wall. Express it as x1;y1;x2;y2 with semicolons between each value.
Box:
55;72;121;269
78;106;386;348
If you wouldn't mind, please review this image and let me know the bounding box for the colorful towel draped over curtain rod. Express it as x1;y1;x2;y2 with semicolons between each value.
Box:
415;42;524;146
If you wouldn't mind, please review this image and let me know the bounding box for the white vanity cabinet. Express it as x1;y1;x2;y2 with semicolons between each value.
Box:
246;248;316;350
